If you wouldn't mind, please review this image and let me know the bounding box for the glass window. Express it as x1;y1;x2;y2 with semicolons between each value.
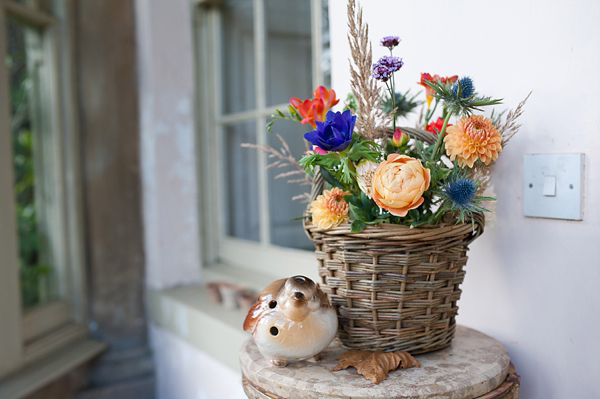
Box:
7;17;57;308
198;0;329;272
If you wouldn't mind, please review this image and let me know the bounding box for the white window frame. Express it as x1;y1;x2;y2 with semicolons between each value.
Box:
194;0;327;278
0;0;87;380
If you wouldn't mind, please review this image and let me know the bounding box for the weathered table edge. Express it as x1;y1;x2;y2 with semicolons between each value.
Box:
242;363;520;399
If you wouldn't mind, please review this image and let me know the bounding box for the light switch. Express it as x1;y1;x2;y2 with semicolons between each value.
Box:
542;176;556;196
523;154;584;220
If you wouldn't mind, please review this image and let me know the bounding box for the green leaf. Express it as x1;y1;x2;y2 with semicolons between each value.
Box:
408;209;420;221
344;195;361;208
359;191;372;209
320;167;345;189
350;219;366;233
349;203;372;222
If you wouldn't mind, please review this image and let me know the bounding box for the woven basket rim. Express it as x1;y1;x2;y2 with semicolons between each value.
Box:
303;212;485;245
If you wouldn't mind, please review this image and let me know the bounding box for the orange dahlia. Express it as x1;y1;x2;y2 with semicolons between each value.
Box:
444;115;503;168
310;188;350;229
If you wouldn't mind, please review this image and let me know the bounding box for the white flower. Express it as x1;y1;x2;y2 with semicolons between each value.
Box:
355;160;379;199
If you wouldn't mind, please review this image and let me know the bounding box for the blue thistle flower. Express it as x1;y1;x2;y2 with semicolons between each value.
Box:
452;77;475;99
445;179;476;207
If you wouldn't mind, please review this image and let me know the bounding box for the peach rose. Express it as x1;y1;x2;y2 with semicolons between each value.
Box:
372;154;431;217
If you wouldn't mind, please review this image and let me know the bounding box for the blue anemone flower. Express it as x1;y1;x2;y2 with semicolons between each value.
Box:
304;110;356;152
445;179;476;207
452;77;475;99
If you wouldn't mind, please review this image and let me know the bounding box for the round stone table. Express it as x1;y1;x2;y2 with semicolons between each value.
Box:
239;325;520;399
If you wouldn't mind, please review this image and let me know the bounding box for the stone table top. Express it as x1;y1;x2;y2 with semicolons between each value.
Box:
239;325;511;399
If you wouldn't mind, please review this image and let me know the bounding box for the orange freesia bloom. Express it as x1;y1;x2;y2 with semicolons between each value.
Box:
440;75;458;85
290;86;339;128
418;73;436;108
289;98;324;128
418;73;458;108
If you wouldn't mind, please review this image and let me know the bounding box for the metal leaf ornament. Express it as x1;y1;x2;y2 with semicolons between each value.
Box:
333;349;420;384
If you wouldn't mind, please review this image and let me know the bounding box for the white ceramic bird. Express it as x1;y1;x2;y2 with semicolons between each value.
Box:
243;275;338;367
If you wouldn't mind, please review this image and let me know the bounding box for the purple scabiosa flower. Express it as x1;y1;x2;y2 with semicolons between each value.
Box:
380;36;400;49
371;55;404;82
304;110;356;152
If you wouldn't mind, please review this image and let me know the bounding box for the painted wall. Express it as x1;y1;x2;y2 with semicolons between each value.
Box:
135;0;202;291
329;1;600;398
150;325;246;399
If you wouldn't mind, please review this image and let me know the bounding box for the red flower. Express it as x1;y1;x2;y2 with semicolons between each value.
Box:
290;86;339;128
426;117;452;135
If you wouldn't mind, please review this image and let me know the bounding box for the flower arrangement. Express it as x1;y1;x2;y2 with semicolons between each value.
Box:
247;0;529;233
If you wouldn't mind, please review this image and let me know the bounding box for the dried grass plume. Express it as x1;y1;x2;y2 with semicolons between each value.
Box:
347;0;392;140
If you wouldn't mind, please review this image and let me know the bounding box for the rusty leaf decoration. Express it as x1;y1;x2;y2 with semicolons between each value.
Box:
332;350;420;384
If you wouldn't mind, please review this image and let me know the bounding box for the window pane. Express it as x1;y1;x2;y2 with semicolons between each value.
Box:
223;121;260;242
7;19;56;308
267;123;312;250
265;0;312;107
221;0;255;114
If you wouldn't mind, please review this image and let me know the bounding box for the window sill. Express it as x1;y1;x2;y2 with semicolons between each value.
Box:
147;264;284;372
0;338;106;399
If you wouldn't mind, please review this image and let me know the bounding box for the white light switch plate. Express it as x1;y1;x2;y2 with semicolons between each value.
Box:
523;154;584;220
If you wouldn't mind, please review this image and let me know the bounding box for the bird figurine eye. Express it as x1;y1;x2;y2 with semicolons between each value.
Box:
269;326;279;336
269;300;277;309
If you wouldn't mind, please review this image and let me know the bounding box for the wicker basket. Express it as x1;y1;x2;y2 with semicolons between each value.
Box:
302;127;485;354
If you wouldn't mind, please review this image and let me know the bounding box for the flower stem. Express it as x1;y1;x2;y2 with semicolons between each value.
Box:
430;111;453;160
424;99;439;127
389;48;396;132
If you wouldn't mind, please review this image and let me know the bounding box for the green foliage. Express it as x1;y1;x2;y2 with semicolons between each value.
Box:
343;93;358;114
13;128;51;307
381;89;422;120
10;51;52;307
267;106;303;133
425;80;503;117
299;134;382;191
490;108;507;128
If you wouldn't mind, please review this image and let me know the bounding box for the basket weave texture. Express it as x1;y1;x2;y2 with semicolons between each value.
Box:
302;127;485;354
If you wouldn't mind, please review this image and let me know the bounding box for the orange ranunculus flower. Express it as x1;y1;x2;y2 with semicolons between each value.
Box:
444;115;503;168
310;187;350;230
372;154;431;217
290;86;339;128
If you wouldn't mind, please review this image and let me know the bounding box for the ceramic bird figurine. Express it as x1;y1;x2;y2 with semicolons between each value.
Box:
243;275;337;367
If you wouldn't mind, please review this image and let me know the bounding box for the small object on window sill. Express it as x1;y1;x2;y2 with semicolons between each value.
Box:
220;283;246;310
243;275;337;367
206;282;226;303
333;349;420;384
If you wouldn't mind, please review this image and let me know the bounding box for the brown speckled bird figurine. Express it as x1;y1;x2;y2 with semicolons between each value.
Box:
243;275;337;367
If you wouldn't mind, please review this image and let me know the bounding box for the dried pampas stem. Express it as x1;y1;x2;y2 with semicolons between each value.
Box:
500;91;531;146
347;0;392;140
